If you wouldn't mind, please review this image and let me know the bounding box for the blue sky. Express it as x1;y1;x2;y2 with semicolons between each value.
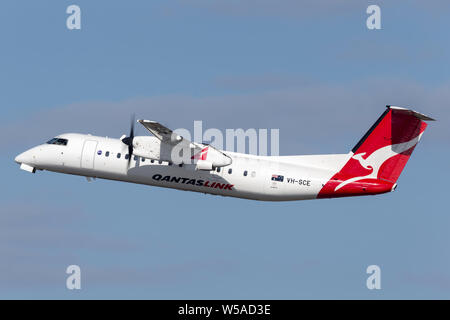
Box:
0;0;449;299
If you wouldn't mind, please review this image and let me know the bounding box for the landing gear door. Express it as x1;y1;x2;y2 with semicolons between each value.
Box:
210;166;224;181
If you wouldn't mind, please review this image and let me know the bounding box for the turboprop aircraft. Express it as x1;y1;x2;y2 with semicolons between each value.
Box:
15;106;434;201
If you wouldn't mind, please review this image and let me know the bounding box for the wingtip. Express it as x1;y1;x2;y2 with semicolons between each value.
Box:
137;119;157;124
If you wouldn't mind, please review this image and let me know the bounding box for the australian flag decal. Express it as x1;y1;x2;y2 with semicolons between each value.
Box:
271;174;284;182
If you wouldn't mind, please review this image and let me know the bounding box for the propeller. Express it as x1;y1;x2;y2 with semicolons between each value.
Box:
121;114;135;165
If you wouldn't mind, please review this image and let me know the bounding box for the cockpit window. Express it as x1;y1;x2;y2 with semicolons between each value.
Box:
46;138;68;146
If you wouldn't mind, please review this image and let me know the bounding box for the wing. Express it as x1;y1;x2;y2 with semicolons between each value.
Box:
137;119;232;167
138;120;184;145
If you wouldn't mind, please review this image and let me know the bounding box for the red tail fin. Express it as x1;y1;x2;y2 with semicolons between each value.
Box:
318;106;434;198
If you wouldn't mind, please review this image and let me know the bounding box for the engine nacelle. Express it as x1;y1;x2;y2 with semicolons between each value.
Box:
195;160;213;171
131;136;232;167
204;147;232;167
132;136;162;160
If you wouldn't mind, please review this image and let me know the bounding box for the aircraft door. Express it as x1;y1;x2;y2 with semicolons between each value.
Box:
81;140;98;169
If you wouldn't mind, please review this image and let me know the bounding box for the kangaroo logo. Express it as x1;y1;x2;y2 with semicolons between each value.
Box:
334;133;423;191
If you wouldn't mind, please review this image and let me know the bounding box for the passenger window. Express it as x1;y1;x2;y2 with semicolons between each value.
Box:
97;150;102;156
134;155;138;161
125;154;129;160
105;151;110;157
217;167;221;173
159;161;162;164
142;158;145;162
228;168;232;174
117;153;121;159
243;170;248;176
179;164;183;167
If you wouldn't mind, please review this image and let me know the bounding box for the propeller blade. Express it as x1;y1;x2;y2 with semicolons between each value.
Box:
128;113;135;165
121;114;136;166
129;114;135;140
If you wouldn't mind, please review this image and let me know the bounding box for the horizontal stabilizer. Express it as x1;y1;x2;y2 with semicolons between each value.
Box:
387;105;435;121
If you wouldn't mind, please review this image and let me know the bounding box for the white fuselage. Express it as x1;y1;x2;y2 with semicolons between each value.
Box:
15;133;350;201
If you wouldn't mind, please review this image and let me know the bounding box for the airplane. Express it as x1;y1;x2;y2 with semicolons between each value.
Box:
14;105;434;201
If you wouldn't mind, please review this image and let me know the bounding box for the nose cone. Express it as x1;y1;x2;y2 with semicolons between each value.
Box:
15;150;32;164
